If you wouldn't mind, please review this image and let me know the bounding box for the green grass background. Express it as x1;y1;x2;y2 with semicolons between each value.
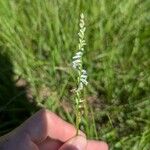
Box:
0;0;150;149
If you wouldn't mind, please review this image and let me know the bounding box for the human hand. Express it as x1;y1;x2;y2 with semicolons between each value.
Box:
0;109;108;150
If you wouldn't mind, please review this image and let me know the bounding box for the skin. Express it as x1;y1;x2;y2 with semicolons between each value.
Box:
0;109;108;150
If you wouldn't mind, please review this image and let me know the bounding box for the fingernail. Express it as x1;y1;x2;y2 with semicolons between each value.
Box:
67;136;87;150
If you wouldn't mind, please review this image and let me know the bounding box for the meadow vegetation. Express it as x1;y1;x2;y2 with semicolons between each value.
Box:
0;0;150;149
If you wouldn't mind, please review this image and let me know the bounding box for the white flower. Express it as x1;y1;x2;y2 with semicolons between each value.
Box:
72;59;81;69
72;51;83;69
77;82;83;91
80;69;88;85
80;79;88;85
72;13;88;92
82;69;87;75
77;69;88;91
72;51;83;59
81;74;87;79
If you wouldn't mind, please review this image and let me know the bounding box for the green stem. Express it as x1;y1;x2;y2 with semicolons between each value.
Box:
75;91;81;135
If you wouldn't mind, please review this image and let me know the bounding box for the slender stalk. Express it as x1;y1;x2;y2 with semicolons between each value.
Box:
72;13;88;135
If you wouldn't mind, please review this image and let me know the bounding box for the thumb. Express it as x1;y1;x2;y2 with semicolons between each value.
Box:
59;136;87;150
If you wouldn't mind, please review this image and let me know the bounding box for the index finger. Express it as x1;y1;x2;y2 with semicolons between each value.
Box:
18;109;82;143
